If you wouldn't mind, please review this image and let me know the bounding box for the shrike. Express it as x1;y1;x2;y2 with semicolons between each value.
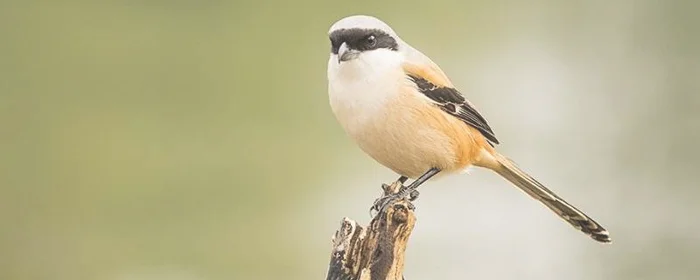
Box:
326;15;611;243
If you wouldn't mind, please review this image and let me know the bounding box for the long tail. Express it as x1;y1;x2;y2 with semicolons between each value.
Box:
489;153;611;243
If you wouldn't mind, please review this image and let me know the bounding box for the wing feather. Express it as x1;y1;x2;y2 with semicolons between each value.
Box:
403;63;499;145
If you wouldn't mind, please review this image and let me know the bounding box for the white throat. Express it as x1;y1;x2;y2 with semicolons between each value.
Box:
327;49;406;132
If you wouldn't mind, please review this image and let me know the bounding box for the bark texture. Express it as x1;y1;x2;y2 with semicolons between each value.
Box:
326;181;416;280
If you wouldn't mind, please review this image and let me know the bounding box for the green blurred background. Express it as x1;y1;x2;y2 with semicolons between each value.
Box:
1;0;698;279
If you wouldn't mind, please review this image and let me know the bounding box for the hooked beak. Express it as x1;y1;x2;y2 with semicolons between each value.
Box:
338;42;359;63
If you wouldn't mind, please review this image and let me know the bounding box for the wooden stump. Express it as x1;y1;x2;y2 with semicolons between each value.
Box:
326;181;416;280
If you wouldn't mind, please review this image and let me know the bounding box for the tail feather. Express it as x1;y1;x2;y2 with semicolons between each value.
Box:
491;153;611;243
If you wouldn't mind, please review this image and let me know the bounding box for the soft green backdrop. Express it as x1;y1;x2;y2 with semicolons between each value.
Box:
1;1;698;280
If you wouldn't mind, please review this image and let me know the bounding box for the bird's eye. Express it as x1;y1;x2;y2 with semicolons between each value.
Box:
366;35;376;47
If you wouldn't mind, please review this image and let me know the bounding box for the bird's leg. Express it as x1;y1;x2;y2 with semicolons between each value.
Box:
396;168;440;201
395;175;421;201
393;175;424;201
371;168;441;214
397;175;408;184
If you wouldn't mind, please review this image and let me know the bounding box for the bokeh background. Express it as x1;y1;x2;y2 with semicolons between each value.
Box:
1;0;699;279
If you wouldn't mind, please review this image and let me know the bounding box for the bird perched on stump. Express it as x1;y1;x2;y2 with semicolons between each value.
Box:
325;15;611;243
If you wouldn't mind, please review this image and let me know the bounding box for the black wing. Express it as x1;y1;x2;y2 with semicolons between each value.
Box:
408;75;499;145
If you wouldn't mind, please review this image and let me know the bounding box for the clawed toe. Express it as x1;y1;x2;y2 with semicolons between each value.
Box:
369;177;424;216
369;194;396;215
370;192;417;216
408;189;420;201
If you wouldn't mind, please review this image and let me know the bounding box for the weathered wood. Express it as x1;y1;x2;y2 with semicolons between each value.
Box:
326;181;416;280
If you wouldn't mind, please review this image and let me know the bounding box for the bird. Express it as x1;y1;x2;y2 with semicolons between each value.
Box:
325;15;611;243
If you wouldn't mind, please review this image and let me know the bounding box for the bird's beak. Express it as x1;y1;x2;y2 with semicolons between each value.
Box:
338;42;359;63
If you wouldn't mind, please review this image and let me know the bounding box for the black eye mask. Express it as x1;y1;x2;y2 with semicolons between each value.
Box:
329;28;398;54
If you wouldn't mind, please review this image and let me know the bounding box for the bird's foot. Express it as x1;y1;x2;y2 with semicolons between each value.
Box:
404;186;420;201
369;183;419;216
370;192;413;216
